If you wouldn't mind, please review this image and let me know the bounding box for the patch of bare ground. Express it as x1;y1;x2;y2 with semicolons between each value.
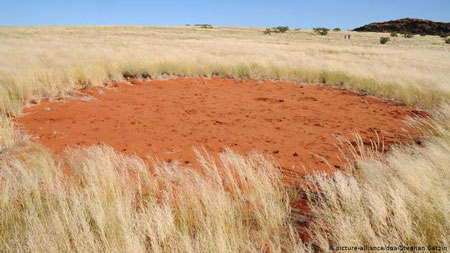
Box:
15;78;424;177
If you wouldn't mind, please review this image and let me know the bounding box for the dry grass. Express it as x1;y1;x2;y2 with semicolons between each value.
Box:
1;26;450;116
0;146;305;252
303;104;450;251
1;26;450;252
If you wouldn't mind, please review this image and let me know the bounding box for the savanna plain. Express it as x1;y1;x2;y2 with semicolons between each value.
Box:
1;26;450;252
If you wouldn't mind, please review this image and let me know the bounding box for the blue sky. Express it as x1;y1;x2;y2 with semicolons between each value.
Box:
1;0;449;29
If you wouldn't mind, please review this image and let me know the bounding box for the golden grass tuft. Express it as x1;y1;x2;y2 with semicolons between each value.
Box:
0;146;305;252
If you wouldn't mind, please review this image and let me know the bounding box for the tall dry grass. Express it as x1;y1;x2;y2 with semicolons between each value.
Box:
1;107;449;252
0;146;306;252
303;104;450;250
1;26;450;252
0;26;450;117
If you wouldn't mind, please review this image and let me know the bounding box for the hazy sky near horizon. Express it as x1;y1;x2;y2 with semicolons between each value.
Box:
1;0;449;29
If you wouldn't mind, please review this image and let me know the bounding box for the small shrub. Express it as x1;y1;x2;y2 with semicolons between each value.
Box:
294;28;301;31
273;26;289;33
380;37;390;44
195;24;213;29
390;32;398;37
333;28;341;31
440;33;449;38
420;33;426;36
313;27;329;36
263;28;272;35
263;26;289;35
446;38;450;44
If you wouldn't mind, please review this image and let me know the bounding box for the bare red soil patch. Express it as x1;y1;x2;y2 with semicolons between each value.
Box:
15;78;421;178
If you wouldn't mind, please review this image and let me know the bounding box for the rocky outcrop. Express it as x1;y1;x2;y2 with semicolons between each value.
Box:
353;18;450;36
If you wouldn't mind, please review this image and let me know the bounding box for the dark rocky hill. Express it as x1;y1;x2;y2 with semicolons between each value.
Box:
353;18;450;36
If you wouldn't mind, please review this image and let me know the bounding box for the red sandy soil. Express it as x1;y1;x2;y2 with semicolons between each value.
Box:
15;78;422;179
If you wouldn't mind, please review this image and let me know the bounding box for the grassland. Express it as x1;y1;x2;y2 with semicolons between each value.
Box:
1;26;450;252
1;26;450;114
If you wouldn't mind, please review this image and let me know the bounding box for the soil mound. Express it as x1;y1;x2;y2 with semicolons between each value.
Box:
15;78;421;179
353;18;450;36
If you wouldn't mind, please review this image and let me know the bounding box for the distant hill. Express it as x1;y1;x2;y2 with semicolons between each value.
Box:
353;18;450;36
